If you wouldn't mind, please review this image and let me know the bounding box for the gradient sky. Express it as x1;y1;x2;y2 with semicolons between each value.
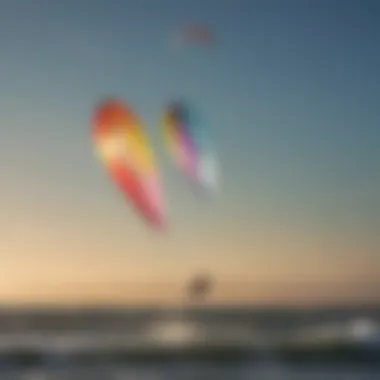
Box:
0;0;379;305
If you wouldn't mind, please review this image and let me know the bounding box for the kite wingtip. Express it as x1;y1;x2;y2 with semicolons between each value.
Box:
150;214;167;231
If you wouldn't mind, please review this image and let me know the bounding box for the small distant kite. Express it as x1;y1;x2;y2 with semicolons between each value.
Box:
161;100;220;196
92;98;165;229
171;24;213;49
183;25;212;44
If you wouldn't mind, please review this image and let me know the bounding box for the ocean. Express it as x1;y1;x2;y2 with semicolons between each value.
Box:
0;306;379;379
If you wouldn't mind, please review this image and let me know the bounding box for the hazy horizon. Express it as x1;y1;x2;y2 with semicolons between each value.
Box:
1;276;379;307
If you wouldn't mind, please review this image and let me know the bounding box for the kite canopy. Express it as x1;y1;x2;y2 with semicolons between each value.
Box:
92;98;165;229
161;100;220;195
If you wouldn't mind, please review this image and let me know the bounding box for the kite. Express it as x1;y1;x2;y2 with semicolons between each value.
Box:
171;24;213;49
161;100;220;195
92;98;165;228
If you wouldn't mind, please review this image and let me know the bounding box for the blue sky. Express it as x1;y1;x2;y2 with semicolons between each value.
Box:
0;0;379;304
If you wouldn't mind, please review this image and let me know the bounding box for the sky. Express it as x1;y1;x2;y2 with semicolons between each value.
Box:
0;0;379;306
